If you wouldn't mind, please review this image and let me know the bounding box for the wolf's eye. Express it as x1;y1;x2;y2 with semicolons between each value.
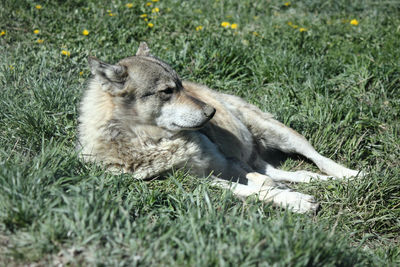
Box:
161;87;174;95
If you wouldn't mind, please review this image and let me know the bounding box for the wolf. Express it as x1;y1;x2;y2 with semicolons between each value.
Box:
78;42;362;213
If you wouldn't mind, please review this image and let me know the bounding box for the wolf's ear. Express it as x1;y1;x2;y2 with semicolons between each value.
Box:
88;56;128;95
136;42;151;56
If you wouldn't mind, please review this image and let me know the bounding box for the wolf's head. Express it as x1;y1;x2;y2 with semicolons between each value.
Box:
88;42;215;132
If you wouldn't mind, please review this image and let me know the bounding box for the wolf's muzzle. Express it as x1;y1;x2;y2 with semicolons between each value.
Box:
203;105;216;119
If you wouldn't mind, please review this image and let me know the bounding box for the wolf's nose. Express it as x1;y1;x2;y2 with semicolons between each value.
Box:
203;105;216;119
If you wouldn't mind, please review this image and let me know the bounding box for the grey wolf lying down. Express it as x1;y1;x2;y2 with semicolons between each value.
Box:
78;42;361;213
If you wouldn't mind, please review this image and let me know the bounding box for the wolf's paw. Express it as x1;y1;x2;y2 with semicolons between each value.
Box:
280;191;319;214
259;188;319;214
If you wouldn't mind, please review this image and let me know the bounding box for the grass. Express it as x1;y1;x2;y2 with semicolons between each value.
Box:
1;0;399;265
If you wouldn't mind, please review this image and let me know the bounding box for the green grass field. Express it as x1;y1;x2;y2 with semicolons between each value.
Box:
1;0;399;265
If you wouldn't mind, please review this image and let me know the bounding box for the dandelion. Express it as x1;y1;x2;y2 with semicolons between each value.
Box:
82;29;89;36
148;23;154;28
79;71;84;76
196;25;203;31
37;39;44;43
109;13;115;16
61;50;71;56
221;22;230;28
152;7;159;13
144;18;148;22
0;30;5;36
288;22;298;29
140;14;148;18
284;2;291;6
35;5;42;9
146;2;152;6
34;29;40;34
299;27;307;32
252;31;259;37
350;19;359;26
231;23;238;29
125;3;133;8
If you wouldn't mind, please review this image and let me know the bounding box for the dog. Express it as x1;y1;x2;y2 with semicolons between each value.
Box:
78;42;362;213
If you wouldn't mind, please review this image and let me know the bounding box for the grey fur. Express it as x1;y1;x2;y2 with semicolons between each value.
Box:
78;42;362;213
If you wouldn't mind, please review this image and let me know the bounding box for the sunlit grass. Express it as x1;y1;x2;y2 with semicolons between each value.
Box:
0;0;399;265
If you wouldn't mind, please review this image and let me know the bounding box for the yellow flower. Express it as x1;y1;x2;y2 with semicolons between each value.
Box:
37;39;44;43
82;29;89;36
107;10;112;13
144;18;148;22
152;7;159;13
287;21;299;28
109;13;115;16
196;25;203;31
152;0;159;2
221;22;230;28
284;2;291;6
0;30;5;36
61;50;71;56
299;27;307;32
125;3;133;8
79;71;84;76
231;23;238;29
148;23;154;28
35;5;42;9
9;65;14;70
33;29;40;34
140;14;148;18
146;2;152;6
350;19;359;26
252;31;259;37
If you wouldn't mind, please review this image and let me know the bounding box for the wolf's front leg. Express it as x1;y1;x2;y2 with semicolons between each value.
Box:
258;185;319;214
211;175;319;214
245;172;319;213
